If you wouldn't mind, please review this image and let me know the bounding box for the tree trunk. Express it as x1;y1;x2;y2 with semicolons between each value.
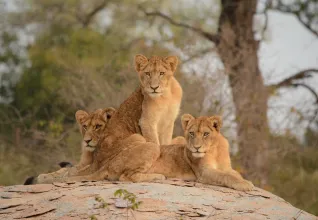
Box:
217;0;269;186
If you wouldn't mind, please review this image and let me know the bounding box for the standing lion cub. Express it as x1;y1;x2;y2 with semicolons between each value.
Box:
135;54;182;145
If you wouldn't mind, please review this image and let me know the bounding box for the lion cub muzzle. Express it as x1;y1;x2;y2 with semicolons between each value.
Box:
190;145;206;158
189;145;206;158
82;132;98;152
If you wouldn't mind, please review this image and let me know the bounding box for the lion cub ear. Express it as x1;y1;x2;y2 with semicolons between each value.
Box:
208;116;222;132
135;54;148;72
102;107;116;120
181;114;195;130
75;110;89;124
164;56;178;72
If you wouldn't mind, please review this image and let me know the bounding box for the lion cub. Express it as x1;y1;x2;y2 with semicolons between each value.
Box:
33;108;167;184
74;107;116;170
135;54;182;145
23;108;117;185
149;114;254;191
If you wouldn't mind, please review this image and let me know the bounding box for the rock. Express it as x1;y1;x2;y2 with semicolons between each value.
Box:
0;180;316;220
12;204;56;219
3;184;53;193
0;198;23;210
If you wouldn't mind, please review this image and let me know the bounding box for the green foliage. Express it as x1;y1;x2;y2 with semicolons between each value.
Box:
90;215;98;220
270;154;318;215
0;139;81;185
114;189;142;211
95;195;108;209
232;132;318;216
304;125;318;148
0;126;82;185
268;134;318;216
0;31;25;103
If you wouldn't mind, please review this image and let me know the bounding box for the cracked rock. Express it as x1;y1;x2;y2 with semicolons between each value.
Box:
0;180;316;220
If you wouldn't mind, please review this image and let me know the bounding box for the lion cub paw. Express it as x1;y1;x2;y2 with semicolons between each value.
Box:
151;174;166;181
231;180;254;191
37;174;54;184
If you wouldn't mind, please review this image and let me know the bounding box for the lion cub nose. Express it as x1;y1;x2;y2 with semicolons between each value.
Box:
84;138;92;144
150;86;159;91
194;145;201;150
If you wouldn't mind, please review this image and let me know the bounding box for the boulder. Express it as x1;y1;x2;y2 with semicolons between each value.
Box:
0;179;316;220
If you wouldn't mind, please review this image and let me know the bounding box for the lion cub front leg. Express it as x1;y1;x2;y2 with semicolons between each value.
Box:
36;168;70;184
139;116;159;145
159;103;180;145
36;163;96;184
75;149;93;169
158;122;174;145
65;168;109;182
198;167;254;191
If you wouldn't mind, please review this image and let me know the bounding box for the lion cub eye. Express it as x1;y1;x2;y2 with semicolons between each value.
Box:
160;72;165;76
95;124;102;130
83;125;88;130
189;132;195;137
203;132;210;137
145;72;150;77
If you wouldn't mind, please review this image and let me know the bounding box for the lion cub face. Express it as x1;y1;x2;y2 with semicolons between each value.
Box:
134;54;178;98
181;114;222;158
75;108;116;152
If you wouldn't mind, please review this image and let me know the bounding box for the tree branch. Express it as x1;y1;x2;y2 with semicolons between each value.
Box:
268;68;318;123
138;5;219;44
258;0;272;41
292;83;318;122
77;0;109;27
181;48;216;64
275;9;318;38
292;83;318;105
268;69;318;89
271;0;318;38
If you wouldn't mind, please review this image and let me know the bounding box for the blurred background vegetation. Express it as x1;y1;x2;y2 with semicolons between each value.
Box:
0;0;317;215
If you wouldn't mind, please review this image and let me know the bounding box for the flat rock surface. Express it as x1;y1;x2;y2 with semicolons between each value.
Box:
0;179;316;220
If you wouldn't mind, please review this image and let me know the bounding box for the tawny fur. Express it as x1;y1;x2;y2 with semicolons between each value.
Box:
34;54;182;184
34;108;117;183
35;107;184;184
33;88;160;183
75;108;116;170
135;54;182;145
37;111;253;191
171;136;187;145
148;114;254;191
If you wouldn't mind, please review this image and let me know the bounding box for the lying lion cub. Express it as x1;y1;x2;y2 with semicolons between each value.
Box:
24;108;117;184
149;114;254;191
32;108;166;184
74;107;116;170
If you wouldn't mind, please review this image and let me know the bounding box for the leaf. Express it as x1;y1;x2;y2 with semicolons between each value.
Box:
114;189;123;197
90;215;98;220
